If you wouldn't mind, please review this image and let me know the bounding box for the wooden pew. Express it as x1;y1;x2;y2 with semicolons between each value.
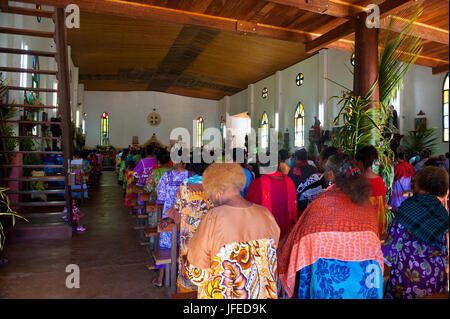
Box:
135;204;163;247
171;291;197;299
152;222;178;295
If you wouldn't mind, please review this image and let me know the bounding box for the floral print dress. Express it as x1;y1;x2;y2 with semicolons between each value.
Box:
382;220;448;299
174;179;214;292
182;238;278;299
156;169;193;250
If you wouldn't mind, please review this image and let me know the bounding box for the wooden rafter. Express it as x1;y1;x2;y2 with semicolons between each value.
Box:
305;0;415;53
15;0;448;69
1;4;54;18
266;0;331;14
16;0;447;49
305;19;353;53
17;0;315;43
380;16;449;45
432;63;449;75
0;0;7;12
267;0;410;19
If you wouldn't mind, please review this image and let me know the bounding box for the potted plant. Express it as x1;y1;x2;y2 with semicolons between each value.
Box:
329;4;423;235
0;187;28;250
0;73;28;250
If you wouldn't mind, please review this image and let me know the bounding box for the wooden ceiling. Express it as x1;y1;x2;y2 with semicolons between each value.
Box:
14;0;449;100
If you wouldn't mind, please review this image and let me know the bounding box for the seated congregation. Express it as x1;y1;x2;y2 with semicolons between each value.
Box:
117;143;449;299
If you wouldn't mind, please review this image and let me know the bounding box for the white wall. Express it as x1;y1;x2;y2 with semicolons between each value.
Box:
280;54;319;150
221;53;322;152
252;74;276;131
221;47;447;158
84;91;219;149
324;49;354;128
401;65;449;155
229;89;247;116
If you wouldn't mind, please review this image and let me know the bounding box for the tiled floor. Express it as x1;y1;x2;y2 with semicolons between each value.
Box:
0;172;169;298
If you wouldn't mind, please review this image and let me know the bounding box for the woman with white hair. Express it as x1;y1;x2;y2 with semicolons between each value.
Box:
182;163;280;299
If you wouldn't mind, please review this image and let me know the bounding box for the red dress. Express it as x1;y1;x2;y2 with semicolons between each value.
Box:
368;175;387;237
394;161;415;182
245;171;297;241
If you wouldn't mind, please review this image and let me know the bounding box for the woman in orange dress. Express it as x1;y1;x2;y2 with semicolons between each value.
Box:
356;145;387;237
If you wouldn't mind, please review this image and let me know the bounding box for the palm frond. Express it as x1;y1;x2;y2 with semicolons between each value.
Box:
379;4;423;106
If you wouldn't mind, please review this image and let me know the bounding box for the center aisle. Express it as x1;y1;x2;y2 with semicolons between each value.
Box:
0;171;169;298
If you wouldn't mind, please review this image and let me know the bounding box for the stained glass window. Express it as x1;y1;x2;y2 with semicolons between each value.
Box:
262;88;268;99
32;56;40;89
260;112;269;150
443;73;449;142
351;52;355;66
100;112;110;146
294;102;305;147
296;73;304;86
36;4;42;23
197;117;204;147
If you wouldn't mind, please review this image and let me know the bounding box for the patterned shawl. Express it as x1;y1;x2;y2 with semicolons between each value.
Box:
277;185;382;297
396;194;449;246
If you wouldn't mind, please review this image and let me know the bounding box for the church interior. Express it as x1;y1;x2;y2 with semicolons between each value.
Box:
0;0;449;300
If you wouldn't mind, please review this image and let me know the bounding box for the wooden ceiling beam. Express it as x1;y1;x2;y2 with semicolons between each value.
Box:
0;0;8;12
266;0;404;19
17;0;317;43
266;0;331;14
305;0;416;54
3;5;54;18
432;63;449;75
326;40;449;69
305;19;353;53
380;16;449;45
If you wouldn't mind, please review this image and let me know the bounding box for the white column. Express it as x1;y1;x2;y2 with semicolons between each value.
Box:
247;84;255;129
318;49;329;130
224;95;231;128
275;70;282;149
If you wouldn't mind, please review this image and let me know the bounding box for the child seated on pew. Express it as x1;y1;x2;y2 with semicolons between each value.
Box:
124;160;138;213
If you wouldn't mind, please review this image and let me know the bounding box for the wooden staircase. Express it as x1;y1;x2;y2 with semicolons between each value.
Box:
0;2;73;240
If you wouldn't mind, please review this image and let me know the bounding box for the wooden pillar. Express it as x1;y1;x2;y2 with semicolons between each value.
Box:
353;11;379;106
54;8;73;217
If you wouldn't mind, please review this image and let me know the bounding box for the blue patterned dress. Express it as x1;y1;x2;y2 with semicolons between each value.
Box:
156;169;193;250
382;220;448;299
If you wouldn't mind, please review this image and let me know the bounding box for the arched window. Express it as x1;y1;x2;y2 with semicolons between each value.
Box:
196;117;204;147
296;73;304;86
100;112;110;146
443;73;449;142
260;112;269;150
294;102;305;147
